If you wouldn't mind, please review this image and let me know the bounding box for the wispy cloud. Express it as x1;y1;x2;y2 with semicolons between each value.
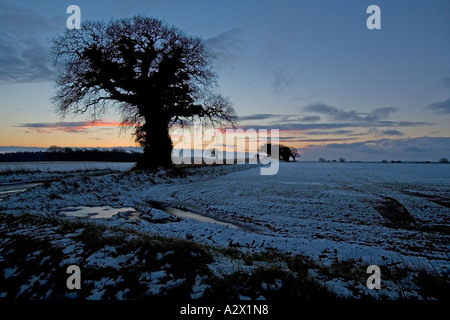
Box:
17;120;122;133
205;28;244;69
369;128;404;137
303;103;397;122
235;105;431;144
238;114;281;121
304;129;354;136
271;67;296;94
320;137;450;154
239;120;432;132
427;97;450;115
302;137;450;161
299;116;321;122
380;129;403;136
441;77;450;89
238;114;320;123
0;3;63;84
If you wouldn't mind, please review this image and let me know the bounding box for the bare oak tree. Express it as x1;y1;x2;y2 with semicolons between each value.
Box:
51;16;237;169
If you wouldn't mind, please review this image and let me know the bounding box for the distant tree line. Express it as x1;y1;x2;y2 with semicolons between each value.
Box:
318;157;449;163
0;146;142;162
318;157;346;163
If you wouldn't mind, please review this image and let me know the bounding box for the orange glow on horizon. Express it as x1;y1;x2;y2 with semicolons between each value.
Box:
2;120;370;150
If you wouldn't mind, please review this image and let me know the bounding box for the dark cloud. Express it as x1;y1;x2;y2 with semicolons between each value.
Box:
277;136;304;141
296;138;355;142
271;67;296;94
300;116;321;122
238;114;321;123
277;135;354;142
380;129;403;136
253;25;297;94
427;97;450;114
302;137;450;161
277;115;321;123
0;3;64;84
303;103;337;115
240;120;433;132
305;129;354;136
16;120;121;133
205;29;244;69
18;122;90;133
369;128;404;137
394;121;434;127
238;114;280;121
331;137;450;153
303;103;397;122
365;107;398;122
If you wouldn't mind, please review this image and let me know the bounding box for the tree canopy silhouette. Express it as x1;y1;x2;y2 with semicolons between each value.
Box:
51;16;237;169
260;143;299;162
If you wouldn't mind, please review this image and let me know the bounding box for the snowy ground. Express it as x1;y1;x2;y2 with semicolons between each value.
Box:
0;161;135;172
0;162;448;300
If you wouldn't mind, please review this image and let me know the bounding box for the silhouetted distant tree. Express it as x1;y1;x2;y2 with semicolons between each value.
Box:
51;16;236;169
47;145;62;153
318;157;327;162
339;157;346;162
279;145;292;162
290;147;300;162
260;143;297;162
439;158;449;163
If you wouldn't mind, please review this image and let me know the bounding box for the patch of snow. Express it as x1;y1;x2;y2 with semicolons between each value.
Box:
85;246;135;269
324;278;354;298
190;275;210;299
3;266;18;278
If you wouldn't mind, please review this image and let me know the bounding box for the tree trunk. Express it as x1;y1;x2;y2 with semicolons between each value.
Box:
136;113;173;170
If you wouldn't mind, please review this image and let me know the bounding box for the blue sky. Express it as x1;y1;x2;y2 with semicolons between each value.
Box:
0;0;449;161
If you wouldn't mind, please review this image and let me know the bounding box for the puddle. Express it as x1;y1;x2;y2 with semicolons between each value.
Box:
0;183;42;201
58;202;251;231
163;206;240;229
147;200;243;230
59;206;142;220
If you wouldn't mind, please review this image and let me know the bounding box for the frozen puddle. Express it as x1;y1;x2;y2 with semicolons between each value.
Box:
163;206;239;229
59;206;141;220
0;183;42;201
147;201;242;230
58;203;242;229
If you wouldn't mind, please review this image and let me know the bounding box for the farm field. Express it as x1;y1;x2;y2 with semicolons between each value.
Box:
0;162;448;300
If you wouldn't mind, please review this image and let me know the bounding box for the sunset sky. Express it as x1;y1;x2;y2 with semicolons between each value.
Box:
0;0;449;161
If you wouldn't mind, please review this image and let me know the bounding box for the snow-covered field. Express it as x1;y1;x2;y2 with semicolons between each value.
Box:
0;162;448;300
154;162;448;258
0;161;135;173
